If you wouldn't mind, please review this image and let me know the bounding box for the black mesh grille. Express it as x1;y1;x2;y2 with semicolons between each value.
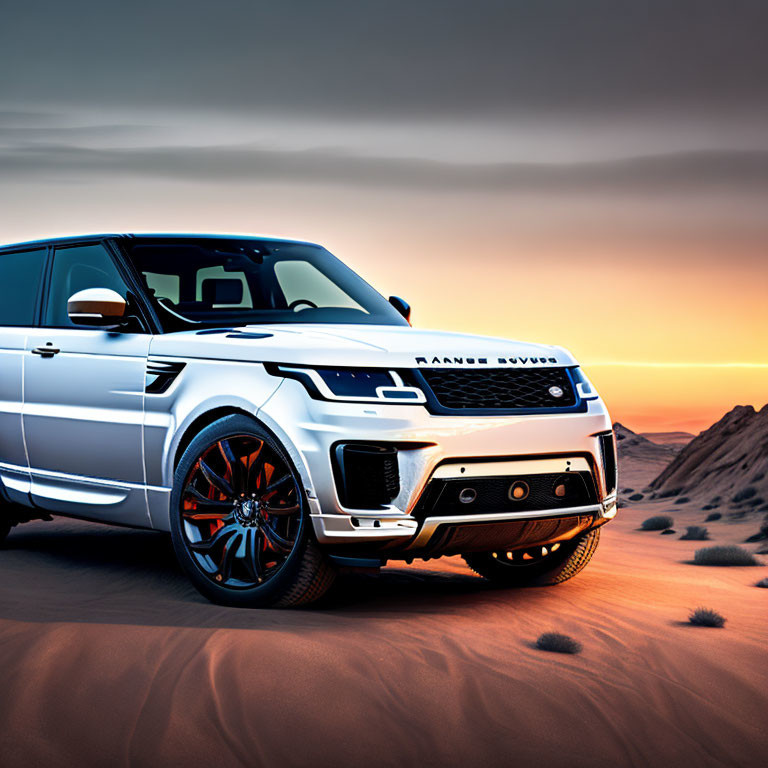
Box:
418;368;576;411
412;471;597;520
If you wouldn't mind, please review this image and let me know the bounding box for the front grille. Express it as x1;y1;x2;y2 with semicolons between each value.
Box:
412;471;597;520
417;368;576;411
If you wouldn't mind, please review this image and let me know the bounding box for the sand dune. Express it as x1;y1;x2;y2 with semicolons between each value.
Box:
0;508;765;768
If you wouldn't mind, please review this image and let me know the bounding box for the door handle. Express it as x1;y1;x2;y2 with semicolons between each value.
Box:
32;345;60;358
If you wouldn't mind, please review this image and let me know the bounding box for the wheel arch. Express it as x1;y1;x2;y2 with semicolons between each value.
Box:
151;386;318;533
169;403;314;499
172;406;256;470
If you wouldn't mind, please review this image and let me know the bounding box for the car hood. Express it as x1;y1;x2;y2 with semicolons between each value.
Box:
148;324;577;369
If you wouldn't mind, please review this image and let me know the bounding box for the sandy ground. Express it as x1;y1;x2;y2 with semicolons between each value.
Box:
0;501;766;768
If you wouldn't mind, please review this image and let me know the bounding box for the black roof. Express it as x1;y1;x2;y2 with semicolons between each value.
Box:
0;232;320;252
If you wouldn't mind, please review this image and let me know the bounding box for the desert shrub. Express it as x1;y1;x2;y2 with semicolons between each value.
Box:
704;512;722;522
622;488;635;494
743;497;764;508
688;607;726;628
693;546;759;566
674;496;691;504
629;493;644;501
661;529;676;535
536;632;582;654
756;578;768;588
732;487;757;503
659;487;683;498
751;472;765;483
641;515;674;531
680;526;709;541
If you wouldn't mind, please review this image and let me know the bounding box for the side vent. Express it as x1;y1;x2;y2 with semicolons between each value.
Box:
146;360;186;394
598;432;618;496
333;444;400;509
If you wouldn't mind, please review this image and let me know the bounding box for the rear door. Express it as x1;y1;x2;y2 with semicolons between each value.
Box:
0;247;48;504
22;242;152;526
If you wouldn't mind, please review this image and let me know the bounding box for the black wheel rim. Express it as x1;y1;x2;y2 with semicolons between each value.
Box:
180;434;303;589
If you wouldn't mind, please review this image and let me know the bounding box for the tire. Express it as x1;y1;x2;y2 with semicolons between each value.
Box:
170;414;336;608
0;493;21;546
463;527;601;587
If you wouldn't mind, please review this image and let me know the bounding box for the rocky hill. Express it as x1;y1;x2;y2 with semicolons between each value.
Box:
640;431;695;449
649;404;768;514
613;423;679;493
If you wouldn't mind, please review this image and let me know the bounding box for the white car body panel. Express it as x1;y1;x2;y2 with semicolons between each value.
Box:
147;323;577;369
128;324;613;540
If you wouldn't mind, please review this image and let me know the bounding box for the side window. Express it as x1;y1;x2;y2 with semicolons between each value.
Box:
274;261;365;311
45;245;131;328
0;249;47;326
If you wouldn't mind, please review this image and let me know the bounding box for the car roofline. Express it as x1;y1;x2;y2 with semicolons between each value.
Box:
0;232;323;253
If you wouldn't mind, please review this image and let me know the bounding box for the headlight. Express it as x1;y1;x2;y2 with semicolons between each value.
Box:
269;365;426;404
571;367;598;400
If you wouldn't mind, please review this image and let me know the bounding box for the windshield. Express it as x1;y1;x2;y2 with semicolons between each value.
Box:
122;237;408;330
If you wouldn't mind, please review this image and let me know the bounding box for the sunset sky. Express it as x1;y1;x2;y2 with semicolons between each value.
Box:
1;1;766;433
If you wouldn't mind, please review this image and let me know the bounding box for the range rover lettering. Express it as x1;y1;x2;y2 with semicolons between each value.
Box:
0;234;617;607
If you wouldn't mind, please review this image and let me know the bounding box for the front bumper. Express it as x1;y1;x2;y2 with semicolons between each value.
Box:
257;378;616;554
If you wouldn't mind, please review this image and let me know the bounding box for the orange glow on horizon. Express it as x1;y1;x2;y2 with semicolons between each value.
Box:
583;363;768;434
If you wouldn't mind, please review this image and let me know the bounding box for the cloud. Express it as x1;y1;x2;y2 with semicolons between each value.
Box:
2;137;768;196
0;125;156;144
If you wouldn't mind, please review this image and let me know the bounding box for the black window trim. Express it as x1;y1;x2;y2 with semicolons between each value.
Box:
103;236;165;335
103;238;162;334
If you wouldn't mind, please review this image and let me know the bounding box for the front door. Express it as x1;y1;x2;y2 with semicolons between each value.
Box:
0;247;48;505
22;243;152;526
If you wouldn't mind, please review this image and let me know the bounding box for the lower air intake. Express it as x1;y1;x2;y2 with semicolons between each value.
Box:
412;471;597;520
333;444;400;509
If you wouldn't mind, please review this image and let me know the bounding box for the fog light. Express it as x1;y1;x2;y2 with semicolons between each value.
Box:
459;488;477;504
552;473;584;501
508;481;530;501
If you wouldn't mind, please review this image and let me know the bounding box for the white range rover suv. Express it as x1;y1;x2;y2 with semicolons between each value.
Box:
0;234;617;607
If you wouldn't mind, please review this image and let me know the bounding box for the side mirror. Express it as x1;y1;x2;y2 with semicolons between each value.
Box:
67;288;127;327
388;295;411;323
